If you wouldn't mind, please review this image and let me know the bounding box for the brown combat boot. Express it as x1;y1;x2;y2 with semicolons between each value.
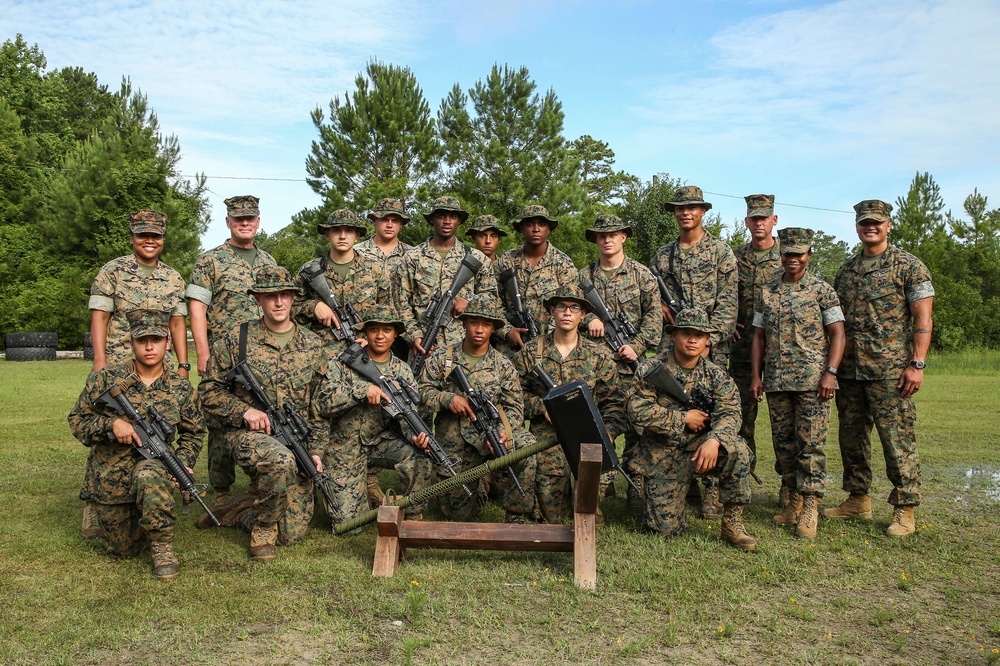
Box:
721;504;757;551
886;506;915;537
504;511;526;524
794;494;819;539
150;540;179;580
627;475;645;509
702;486;723;518
249;523;278;561
772;490;803;526
81;501;101;539
367;472;385;508
822;494;873;520
213;487;232;508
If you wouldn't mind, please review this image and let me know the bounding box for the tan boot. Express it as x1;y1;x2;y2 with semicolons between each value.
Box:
81;501;101;539
886;506;915;537
822;494;873;520
150;540;179;580
213;488;232;508
702;486;723;518
595;505;605;527
721;504;757;551
367;472;385;508
794;494;819;539
773;490;803;525
249;523;278;561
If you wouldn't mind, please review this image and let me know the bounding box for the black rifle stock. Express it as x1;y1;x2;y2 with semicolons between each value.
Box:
410;254;483;376
449;365;525;496
499;268;539;342
98;385;219;526
338;344;472;497
299;264;363;341
579;278;639;371
649;265;690;323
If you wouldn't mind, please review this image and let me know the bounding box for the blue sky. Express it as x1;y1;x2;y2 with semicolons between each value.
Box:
4;0;999;249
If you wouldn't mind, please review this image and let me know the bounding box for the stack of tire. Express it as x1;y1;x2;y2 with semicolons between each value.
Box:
84;333;94;361
4;332;58;362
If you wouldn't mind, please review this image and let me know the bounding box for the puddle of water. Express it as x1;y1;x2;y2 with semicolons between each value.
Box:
963;468;1000;502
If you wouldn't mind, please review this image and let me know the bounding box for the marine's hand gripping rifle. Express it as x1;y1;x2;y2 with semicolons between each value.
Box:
410;254;483;376
98;385;219;526
649;265;690;325
499;268;539;342
449;365;526;496
338;343;472;497
224;362;340;513
299;264;363;341
579;278;639;371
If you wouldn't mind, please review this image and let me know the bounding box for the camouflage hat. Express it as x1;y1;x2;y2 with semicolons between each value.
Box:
247;265;302;295
854;199;893;224
664;186;713;212
778;227;814;255
129;209;167;235
423;196;470;224
664;308;717;334
367;197;411;225
225;195;260;218
318;208;369;239
585;213;633;243
513;204;558;231
354;304;406;334
542;285;594;313
466;214;508;238
745;194;775;218
127;309;170;338
457;294;506;329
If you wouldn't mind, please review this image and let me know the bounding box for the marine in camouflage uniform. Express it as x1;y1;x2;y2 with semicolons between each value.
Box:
729;194;783;468
198;267;329;560
827;200;934;537
466;214;507;265
514;287;626;523
750;228;845;538
293;209;390;352
313;306;432;523
355;198;415;280
186;195;276;503
68;310;206;579
417;296;536;522
627;309;756;550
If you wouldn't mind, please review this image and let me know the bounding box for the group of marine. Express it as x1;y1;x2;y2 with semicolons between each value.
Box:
67;185;934;580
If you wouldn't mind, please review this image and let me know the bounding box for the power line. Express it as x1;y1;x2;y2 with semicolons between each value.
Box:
703;190;852;215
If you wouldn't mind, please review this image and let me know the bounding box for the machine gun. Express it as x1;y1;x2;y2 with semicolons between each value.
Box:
579;278;639;371
410;254;483;376
449;366;525;496
299;264;363;341
338;343;471;497
649;265;690;325
499;268;539;343
97;385;219;526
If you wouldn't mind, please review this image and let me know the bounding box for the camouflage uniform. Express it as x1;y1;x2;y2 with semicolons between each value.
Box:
834;211;934;507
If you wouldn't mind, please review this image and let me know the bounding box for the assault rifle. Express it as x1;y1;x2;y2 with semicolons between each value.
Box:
579;278;639;371
224;362;340;514
338;343;471;497
98;385;219;526
410;254;483;376
299;264;363;341
449;365;525;496
649;265;690;324
499;268;539;342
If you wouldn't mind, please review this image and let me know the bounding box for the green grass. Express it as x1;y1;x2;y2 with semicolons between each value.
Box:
1;354;998;665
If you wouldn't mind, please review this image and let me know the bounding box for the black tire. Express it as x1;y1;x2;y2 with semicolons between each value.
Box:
6;332;58;348
83;346;95;361
5;346;58;362
83;333;92;347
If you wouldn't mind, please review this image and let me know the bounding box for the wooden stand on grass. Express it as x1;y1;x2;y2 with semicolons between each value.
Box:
372;442;603;590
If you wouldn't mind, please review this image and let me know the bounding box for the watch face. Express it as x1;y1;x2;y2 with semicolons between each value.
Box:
911;361;925;369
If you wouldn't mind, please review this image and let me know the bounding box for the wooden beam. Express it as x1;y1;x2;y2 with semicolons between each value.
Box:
398;522;574;552
572;443;602;590
372;505;404;577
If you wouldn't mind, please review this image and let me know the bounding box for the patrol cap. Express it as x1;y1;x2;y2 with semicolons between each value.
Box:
355;304;406;334
247;265;302;295
854;199;893;224
543;285;594;313
225;195;260;218
513;204;558;231
778;227;814;255
127;309;170;338
466;214;508;238
585;213;632;243
367;197;411;225
423;196;470;224
129;210;167;235
665;308;717;334
745;194;775;218
318;208;369;239
456;294;506;329
664;186;712;212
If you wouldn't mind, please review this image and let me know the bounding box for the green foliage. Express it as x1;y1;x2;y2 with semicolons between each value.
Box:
809;229;850;285
256;215;325;274
616;173;680;265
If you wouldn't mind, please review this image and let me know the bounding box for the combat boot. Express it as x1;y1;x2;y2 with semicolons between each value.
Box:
794;494;819;539
720;504;757;551
702;486;723;518
249;523;278;561
213;487;232;508
822;494;873;520
367;472;385;508
150;540;179;580
199;492;255;529
772;490;803;526
886;506;915;537
81;501;101;539
627;475;644;509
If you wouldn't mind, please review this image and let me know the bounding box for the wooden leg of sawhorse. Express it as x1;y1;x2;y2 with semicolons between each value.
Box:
373;505;405;577
573;442;602;590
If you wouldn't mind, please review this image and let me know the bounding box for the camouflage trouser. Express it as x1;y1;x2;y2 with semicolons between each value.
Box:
766;390;829;496
728;360;764;470
322;435;433;523
439;438;536;522
207;425;238;491
835;378;921;506
95;459;176;557
532;438;572;523
232;431;315;545
642;437;752;537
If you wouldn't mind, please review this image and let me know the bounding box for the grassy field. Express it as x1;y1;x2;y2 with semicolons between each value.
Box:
0;353;998;665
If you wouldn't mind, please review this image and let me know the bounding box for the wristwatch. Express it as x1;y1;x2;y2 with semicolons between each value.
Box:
825;366;838;376
178;363;192;371
910;360;926;370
